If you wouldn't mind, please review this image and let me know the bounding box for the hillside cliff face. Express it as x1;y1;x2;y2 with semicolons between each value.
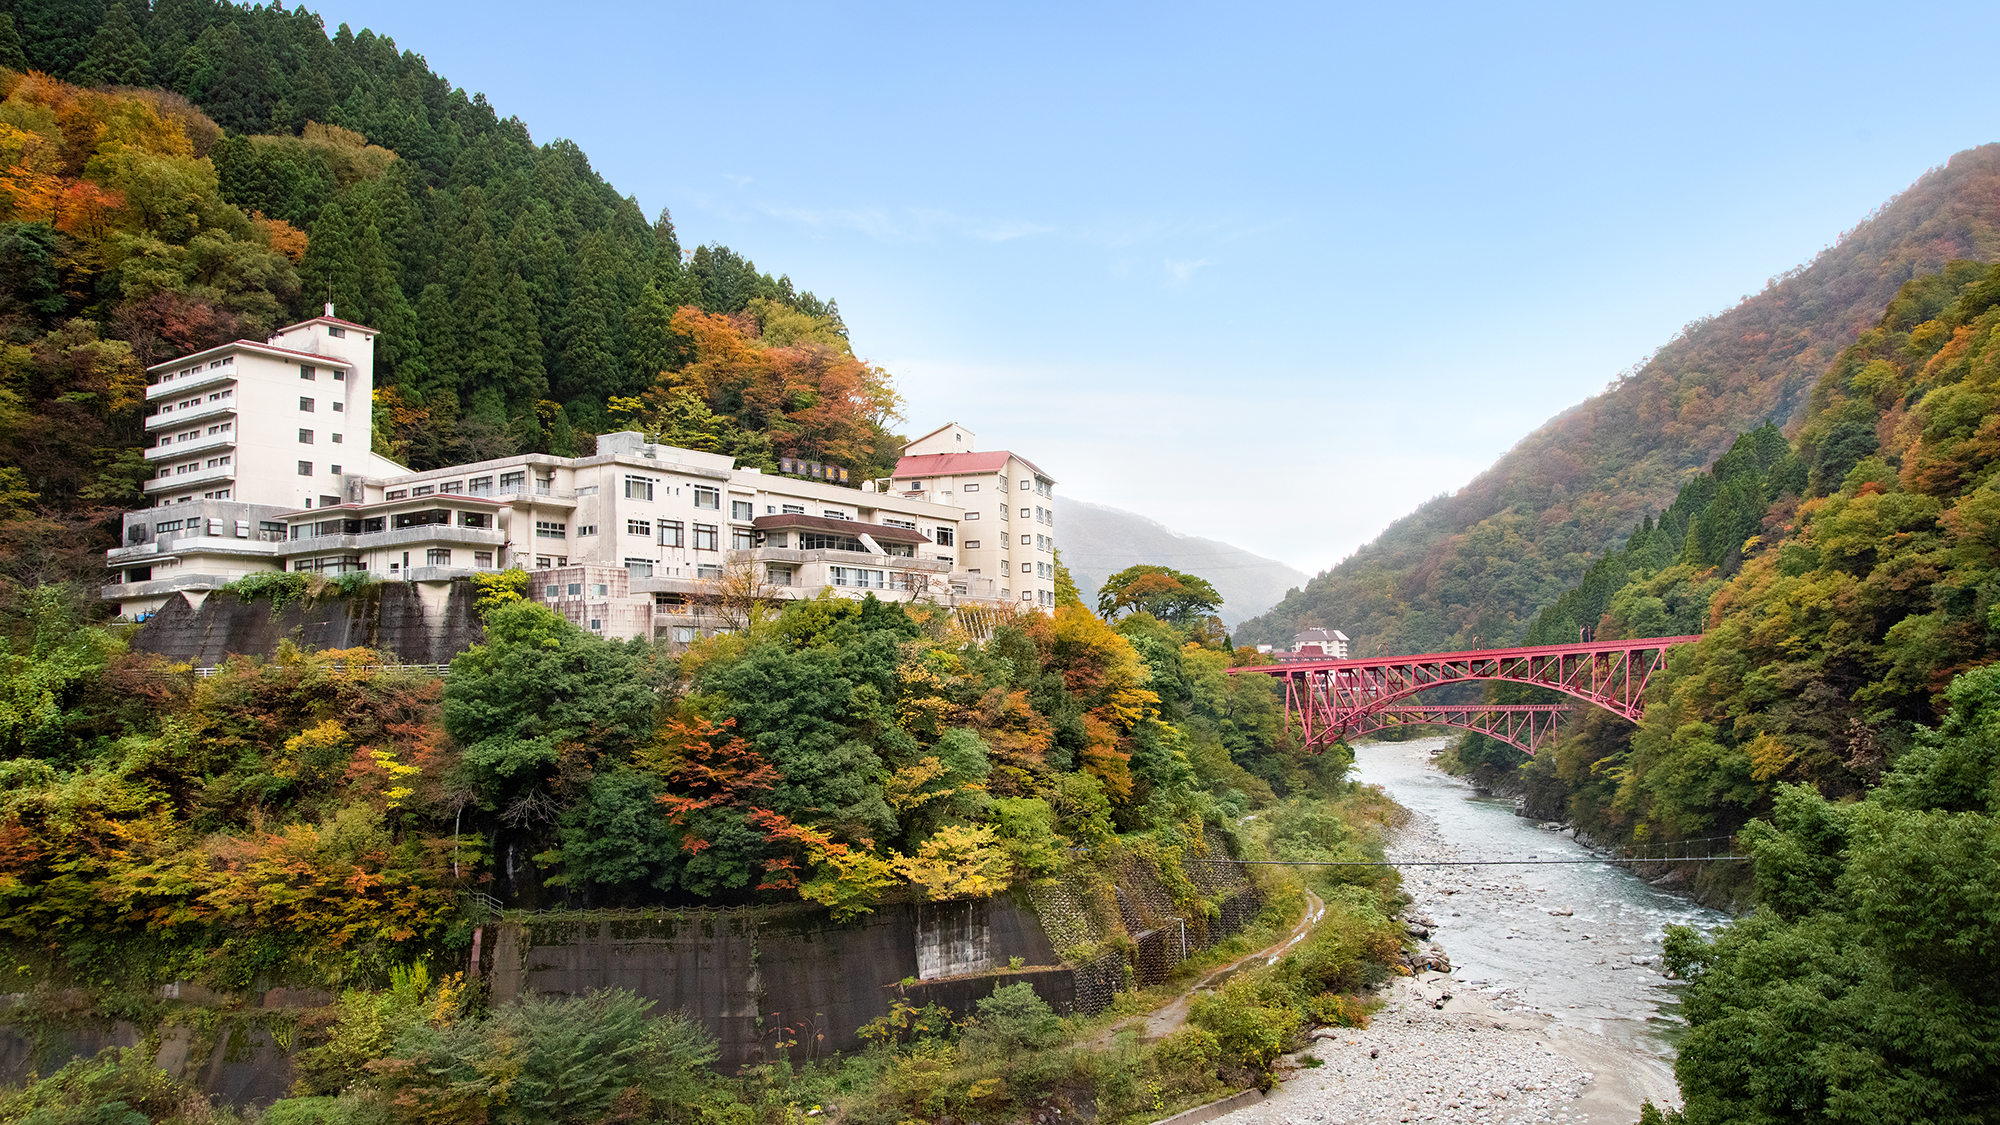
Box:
1238;145;2000;654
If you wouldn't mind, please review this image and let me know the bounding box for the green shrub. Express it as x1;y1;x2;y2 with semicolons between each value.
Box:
1187;976;1302;1087
0;1047;183;1125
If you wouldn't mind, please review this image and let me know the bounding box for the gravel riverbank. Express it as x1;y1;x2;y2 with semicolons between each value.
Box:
1214;768;1685;1125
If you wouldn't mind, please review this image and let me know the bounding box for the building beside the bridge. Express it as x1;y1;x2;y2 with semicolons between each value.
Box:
1293;628;1350;658
104;315;1054;643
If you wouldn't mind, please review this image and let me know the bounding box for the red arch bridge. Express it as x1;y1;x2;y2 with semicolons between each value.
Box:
1225;635;1703;756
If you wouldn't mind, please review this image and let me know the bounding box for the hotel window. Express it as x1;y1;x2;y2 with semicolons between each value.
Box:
624;476;654;500
589;619;602;632
782;504;805;515
297;461;312;476
299;429;313;444
628;519;652;537
1021;563;1032;574
764;532;788;548
385;489;408;500
594;583;609;596
830;566;885;589
1020;480;1032;491
693;486;720;509
411;485;434;497
692;523;718;550
965;540;980;549
545;585;560;598
822;510;849;520
566;583;582;596
500;471;525;491
732;500;754;520
732;527;755;550
439;480;461;493
799;531;866;552
334;369;345;381
426;549;452;566
883;518;917;529
458;512;493;529
883;542;915;558
696;563;724;579
672;626;698;643
1021;535;1031;546
934;527;954;546
474;551;494;567
1020;508;1031;518
964;511;980;520
299;397;314;411
962;483;979;492
300;365;315;380
767;564;795;586
329;464;340;475
468;476;494;496
362;518;384;532
327;325;346;338
208;422;232;435
535;521;567;539
575;524;597;536
625;558;654;578
658;520;685;547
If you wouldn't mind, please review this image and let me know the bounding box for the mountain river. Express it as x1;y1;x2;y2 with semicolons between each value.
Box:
1216;735;1734;1125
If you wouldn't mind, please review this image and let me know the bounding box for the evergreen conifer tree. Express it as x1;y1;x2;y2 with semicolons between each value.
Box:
74;1;151;87
546;405;581;457
15;0;105;77
0;15;29;73
556;233;618;403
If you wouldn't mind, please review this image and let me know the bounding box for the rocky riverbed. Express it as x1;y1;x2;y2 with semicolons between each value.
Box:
1215;738;1706;1125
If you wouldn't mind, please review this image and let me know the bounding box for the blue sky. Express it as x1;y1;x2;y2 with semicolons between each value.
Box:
320;0;1999;574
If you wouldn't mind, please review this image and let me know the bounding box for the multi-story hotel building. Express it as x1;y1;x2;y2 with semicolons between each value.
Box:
104;315;1042;642
887;423;1058;611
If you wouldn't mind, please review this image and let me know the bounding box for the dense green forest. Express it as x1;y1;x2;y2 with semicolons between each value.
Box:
1237;145;2000;656
0;0;901;590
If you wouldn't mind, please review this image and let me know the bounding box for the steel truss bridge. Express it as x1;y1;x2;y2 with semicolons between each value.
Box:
1226;635;1703;755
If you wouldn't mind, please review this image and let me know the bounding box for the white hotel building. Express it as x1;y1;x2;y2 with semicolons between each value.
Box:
105;313;1052;641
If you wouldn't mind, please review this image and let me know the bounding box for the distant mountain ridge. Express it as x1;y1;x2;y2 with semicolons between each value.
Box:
1056;498;1308;629
1238;145;2000;655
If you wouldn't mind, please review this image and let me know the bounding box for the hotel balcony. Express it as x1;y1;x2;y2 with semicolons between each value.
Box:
145;401;236;430
144;465;235;493
145;434;236;461
146;367;235;400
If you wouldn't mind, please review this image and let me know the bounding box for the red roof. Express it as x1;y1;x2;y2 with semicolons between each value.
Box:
275;314;377;334
894;451;1047;479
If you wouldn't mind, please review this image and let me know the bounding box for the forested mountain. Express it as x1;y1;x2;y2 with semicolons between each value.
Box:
1056;498;1308;629
1488;257;2000;1125
1237;145;2000;655
0;0;899;589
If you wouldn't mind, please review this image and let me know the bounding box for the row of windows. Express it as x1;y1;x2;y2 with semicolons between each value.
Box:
298;365;345;381
296;462;341;476
152;388;232;418
298;429;343;444
298;397;345;412
153;355;233;385
166;455;231;476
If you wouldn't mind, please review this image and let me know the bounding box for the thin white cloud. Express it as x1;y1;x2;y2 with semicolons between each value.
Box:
1165;257;1210;285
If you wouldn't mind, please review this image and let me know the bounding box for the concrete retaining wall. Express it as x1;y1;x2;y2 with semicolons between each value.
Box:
490;896;1069;1068
130;578;485;666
